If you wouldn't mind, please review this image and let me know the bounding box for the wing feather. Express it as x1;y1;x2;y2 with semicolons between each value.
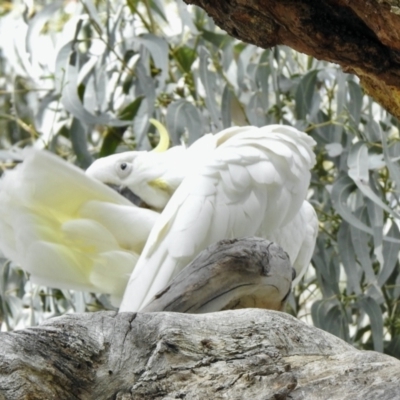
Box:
228;163;251;189
0;150;158;302
120;125;316;312
80;201;157;252
267;200;318;283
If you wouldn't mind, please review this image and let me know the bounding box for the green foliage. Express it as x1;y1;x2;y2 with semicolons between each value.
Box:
0;0;400;358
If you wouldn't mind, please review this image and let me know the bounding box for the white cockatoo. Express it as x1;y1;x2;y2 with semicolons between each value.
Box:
0;123;318;312
0;120;212;305
0;150;158;305
86;124;318;312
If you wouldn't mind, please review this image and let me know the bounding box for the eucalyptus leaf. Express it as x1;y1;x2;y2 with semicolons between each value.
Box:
201;29;232;49
312;242;338;298
174;46;197;73
325;143;343;157
221;84;247;128
331;175;375;236
151;0;168;23
337;222;362;295
177;0;198;33
368;153;385;170
133;61;156;148
136;34;169;88
310;111;334;144
350;213;376;284
311;298;341;333
359;296;384;353
347;79;363;127
69;118;93;169
295;69;318;119
118;96;144;121
246;92;268;127
385;336;400;359
99;126;127;158
365;119;381;143
381;130;400;190
365;194;383;251
221;84;233;129
378;223;400;286
55;41;74;93
81;0;104;34
25;1;63;72
61;51;130;127
326;304;350;342
166;99;204;145
336;70;346;118
255;52;270;109
199;46;222;130
348;142;400;219
34;91;59;141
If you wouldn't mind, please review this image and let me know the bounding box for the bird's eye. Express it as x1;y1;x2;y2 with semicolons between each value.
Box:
115;161;132;179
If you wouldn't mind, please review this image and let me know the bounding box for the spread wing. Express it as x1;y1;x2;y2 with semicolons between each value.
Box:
119;125;316;311
0;150;158;304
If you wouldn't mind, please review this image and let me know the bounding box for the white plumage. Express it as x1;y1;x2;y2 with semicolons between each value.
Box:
0;150;158;305
98;125;318;312
0;124;318;312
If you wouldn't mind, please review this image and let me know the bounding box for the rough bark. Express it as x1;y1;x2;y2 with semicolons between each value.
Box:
183;0;400;120
1;310;400;400
0;237;399;399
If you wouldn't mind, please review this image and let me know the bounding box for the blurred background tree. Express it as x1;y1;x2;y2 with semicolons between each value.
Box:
0;0;400;358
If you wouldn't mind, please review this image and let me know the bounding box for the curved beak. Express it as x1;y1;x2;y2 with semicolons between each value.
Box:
106;184;147;208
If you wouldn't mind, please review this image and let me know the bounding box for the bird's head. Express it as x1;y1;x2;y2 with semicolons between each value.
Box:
86;120;184;210
86;151;175;210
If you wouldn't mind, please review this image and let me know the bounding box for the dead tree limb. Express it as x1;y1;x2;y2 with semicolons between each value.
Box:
1;310;400;399
142;238;293;313
0;238;400;399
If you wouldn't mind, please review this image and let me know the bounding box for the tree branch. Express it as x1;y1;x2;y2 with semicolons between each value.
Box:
1;238;400;398
142;238;293;313
183;0;400;119
1;310;400;399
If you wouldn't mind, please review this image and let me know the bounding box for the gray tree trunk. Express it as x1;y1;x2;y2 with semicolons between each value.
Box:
0;238;399;399
1;310;400;399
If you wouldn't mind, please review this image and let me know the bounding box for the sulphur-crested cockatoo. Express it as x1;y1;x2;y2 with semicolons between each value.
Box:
0;150;158;305
86;124;318;312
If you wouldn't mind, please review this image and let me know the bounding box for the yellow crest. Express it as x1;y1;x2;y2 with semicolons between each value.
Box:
149;119;170;153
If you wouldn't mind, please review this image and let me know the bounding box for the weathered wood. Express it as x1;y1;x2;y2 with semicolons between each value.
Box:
142;237;293;313
183;0;400;120
0;238;399;399
1;310;399;399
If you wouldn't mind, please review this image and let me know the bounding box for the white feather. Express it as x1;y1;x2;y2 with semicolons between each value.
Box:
267;200;318;284
0;150;158;304
119;125;318;311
